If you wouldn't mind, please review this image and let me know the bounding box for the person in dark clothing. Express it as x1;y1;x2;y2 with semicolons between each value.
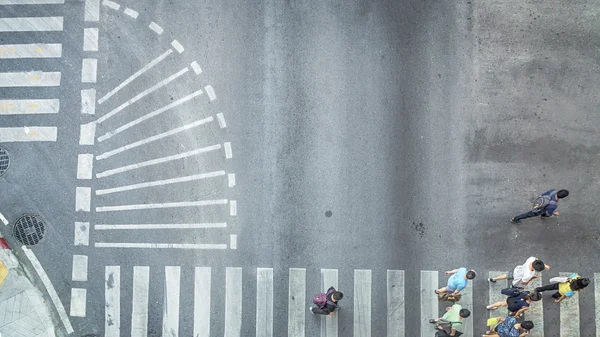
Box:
310;286;343;317
511;189;569;224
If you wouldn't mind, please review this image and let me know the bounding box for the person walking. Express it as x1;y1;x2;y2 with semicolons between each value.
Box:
309;286;343;317
510;189;569;224
488;257;549;288
435;268;477;295
482;316;534;337
486;290;541;318
429;303;470;337
535;273;590;303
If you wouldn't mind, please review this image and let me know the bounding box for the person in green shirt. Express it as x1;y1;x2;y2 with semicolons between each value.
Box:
429;304;471;336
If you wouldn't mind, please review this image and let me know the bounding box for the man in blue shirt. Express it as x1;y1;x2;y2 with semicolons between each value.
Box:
435;267;477;295
510;189;569;224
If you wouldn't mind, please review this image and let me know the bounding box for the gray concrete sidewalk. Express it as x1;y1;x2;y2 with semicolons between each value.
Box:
0;242;62;337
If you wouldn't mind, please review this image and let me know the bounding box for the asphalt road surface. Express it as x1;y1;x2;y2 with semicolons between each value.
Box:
0;1;599;337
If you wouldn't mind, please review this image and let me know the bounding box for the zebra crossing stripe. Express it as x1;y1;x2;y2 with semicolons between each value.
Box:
560;272;579;336
0;43;61;58
354;269;371;337
460;275;473;337
194;267;211;337
0;99;59;114
420;271;437;337
488;271;508;320
387;270;404;337
105;266;120;337
321;269;338;337
596;273;600;337
256;268;274;337
225;267;243;337
0;0;64;4
131;266;149;337
526;277;544;337
288;268;305;337
0;17;63;32
163;266;181;337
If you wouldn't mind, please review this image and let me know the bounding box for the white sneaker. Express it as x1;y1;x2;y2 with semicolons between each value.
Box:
309;307;314;314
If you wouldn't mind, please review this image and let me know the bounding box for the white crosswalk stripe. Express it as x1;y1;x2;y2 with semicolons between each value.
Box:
100;267;599;336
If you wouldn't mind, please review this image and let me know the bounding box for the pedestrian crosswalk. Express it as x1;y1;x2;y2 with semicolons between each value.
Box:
92;267;600;336
0;1;66;143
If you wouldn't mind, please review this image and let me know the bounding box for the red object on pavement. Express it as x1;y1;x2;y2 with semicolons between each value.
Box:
0;237;11;250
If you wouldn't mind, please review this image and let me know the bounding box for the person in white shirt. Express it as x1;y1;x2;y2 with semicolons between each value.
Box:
488;257;550;288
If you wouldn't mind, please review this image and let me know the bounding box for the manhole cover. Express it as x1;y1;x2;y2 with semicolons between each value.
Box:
13;215;45;246
0;147;9;177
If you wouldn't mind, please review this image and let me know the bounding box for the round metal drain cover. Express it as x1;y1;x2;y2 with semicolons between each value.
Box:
0;147;9;177
13;215;45;246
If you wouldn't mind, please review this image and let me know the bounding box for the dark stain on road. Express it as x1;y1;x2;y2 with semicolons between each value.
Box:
325;210;332;217
413;221;426;238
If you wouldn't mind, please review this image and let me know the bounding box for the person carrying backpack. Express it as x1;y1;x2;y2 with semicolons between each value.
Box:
429;303;470;337
535;273;590;303
488;257;550;288
482;316;534;337
309;286;343;317
510;189;569;224
486;289;541;318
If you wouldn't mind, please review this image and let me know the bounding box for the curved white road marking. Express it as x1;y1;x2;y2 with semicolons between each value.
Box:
95;171;226;195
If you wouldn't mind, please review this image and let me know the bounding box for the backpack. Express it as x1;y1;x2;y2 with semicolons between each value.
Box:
501;288;524;297
532;191;556;211
313;287;337;309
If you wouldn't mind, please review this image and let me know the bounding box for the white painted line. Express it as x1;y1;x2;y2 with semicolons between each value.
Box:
84;0;100;22
488;271;508;319
22;246;74;334
95;67;189;123
216;113;227;128
96;171;226;195
190;61;202;74
98;49;174;105
225;267;243;337
0;71;60;87
96;198;227;212
105;266;120;337
228;173;236;187
321;269;338;337
595;273;600;337
0;43;61;58
288;268;305;337
387;270;404;337
0;99;59;115
79;123;96;145
256;268;273;337
0;212;8;226
75;187;91;212
0;17;63;32
354;270;371;337
0;0;64;4
131;266;149;337
98;89;203;141
526;276;544;337
230;200;237;216
224;142;233;158
171;40;184;53
69;288;86;317
149;21;163;35
230;234;237;249
83;28;99;51
163;266;181;337
96;144;221;178
460;273;473;337
74;222;89;246
102;0;119;10
194;267;211;337
96;242;228;249
95;223;226;230
96;116;213;160
71;255;88;281
420;271;438;337
77;154;94;179
82;58;97;83
0;126;57;142
123;7;139;19
560;272;579;336
204;85;216;101
81;89;96;114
